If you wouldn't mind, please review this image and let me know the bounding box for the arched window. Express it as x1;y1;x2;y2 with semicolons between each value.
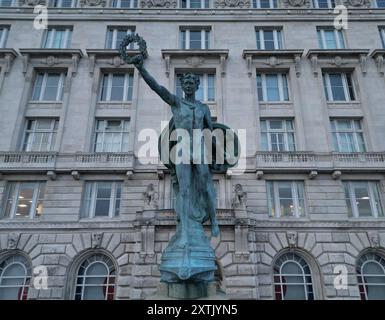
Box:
74;254;116;300
0;255;31;300
357;253;385;300
274;252;314;300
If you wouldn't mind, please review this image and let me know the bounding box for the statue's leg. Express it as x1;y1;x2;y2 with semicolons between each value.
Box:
175;163;192;248
195;164;219;237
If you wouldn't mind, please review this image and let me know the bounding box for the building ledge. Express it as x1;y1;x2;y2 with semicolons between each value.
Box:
242;49;304;59
19;48;83;75
161;49;229;76
306;49;370;76
370;49;385;75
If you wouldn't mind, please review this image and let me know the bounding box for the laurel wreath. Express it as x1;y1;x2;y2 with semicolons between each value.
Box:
119;33;148;64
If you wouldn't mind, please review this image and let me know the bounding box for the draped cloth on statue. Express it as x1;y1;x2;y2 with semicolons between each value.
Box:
158;118;240;282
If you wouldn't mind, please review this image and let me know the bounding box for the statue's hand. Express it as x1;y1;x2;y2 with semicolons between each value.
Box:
131;54;144;68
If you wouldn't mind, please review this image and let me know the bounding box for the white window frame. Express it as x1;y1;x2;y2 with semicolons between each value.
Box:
176;72;215;102
274;253;314;300
93;119;130;152
50;0;77;7
330;118;366;152
343;181;384;218
105;28;134;49
2;182;45;219
261;119;295;151
357;253;385;300
181;0;209;8
0;255;31;300
0;26;9;48
379;27;385;48
373;0;385;8
252;0;278;8
0;0;16;6
82;181;122;219
180;29;210;49
99;73;133;102
257;73;289;102
42;27;72;49
256;29;283;50
317;28;345;49
323;72;355;102
31;72;66;102
267;181;305;218
111;0;138;8
312;0;335;8
22;118;59;152
74;254;116;300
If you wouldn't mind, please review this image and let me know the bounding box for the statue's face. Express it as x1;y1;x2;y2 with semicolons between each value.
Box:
181;78;198;96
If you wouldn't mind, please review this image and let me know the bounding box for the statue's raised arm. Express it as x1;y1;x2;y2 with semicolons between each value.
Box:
119;34;176;107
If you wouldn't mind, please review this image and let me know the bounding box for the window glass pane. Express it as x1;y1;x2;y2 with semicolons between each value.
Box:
372;183;384;217
343;182;353;217
43;74;61;101
329;74;346;101
189;31;202;49
263;31;275;50
100;74;109;101
266;74;279;101
278;182;294;217
32;74;44;100
110;74;125;100
353;183;372;217
15;183;35;218
266;181;275;217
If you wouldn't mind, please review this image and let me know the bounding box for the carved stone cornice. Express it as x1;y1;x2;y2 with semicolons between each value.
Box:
214;0;250;8
161;49;229;77
282;0;310;8
86;49;140;76
0;49;17;75
19;49;83;76
306;49;370;77
79;0;107;6
140;0;177;7
370;49;385;76
242;49;304;77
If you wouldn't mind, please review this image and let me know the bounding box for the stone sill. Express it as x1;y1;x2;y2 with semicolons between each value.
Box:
326;101;361;108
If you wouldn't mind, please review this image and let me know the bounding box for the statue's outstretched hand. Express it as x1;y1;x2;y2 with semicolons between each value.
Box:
131;54;144;68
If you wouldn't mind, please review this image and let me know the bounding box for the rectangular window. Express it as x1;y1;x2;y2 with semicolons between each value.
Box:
99;73;133;101
181;0;209;7
322;72;355;101
252;0;278;8
2;182;45;219
180;29;210;49
22;118;59;152
176;73;215;102
379;27;385;48
373;0;385;8
106;27;134;49
0;0;16;6
257;73;289;102
94;119;130;152
111;0;138;7
312;0;335;8
343;181;384;218
42;27;72;49
256;28;283;50
0;26;9;48
31;72;66;101
50;0;77;7
317;27;345;49
330;118;366;152
82;181;122;218
261;119;295;151
267;181;305;218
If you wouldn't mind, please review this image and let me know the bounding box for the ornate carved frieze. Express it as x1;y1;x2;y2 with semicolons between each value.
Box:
343;0;370;7
20;0;47;5
214;0;250;8
161;49;229;77
141;0;177;7
282;0;310;8
306;49;370;77
242;50;304;77
79;0;107;6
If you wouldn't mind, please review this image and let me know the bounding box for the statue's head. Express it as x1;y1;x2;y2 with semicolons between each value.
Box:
179;73;200;96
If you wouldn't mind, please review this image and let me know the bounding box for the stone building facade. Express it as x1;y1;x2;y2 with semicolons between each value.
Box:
0;0;385;300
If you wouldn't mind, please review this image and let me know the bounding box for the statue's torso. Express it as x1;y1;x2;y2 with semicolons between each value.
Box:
172;97;208;132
